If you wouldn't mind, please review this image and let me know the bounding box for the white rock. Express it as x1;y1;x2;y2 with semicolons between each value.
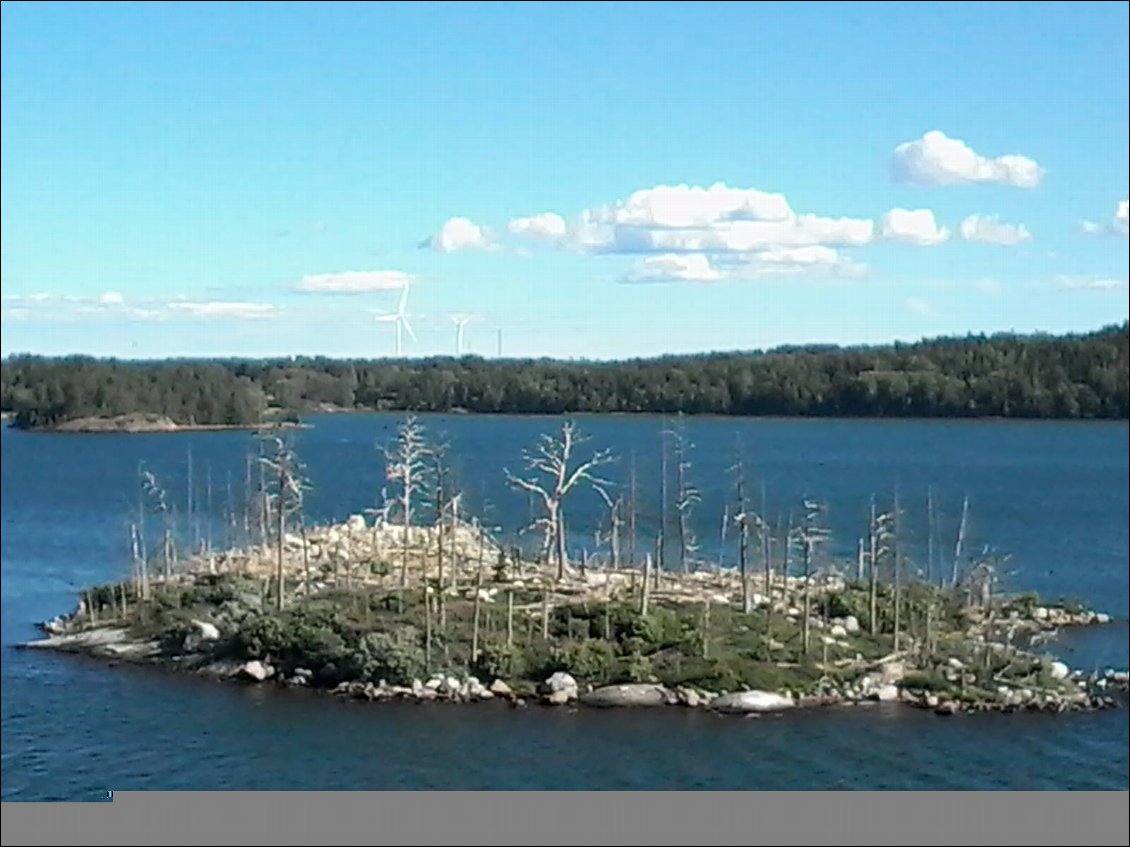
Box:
545;690;570;706
489;679;513;696
843;615;861;633
239;660;274;682
874;684;900;702
1095;613;1111;624
1033;606;1049;621
190;620;221;641
947;657;965;669
710;691;795;714
1048;661;1070;681
544;671;578;698
425;677;443;690
346;514;367;533
829;624;848;638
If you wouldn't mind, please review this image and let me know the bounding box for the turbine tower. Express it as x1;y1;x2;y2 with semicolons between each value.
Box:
374;280;416;357
448;313;476;357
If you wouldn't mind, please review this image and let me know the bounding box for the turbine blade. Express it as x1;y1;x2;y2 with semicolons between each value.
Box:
402;318;418;343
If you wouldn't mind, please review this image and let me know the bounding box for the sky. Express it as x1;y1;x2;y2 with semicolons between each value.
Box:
1;1;1128;361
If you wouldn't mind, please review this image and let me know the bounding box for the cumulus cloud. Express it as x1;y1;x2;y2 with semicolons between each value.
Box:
129;308;165;321
588;183;793;229
622;246;866;284
166;301;281;319
622;253;725;284
294;270;414;294
421;217;493;252
891;131;1044;188
880;208;951;245
959;214;1032;246
99;291;125;305
1081;200;1129;236
508;212;568;240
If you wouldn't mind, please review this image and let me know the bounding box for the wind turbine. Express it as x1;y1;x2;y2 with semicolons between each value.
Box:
448;313;477;357
373;281;416;357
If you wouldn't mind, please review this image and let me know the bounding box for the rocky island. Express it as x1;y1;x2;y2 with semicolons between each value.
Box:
22;511;1128;717
18;416;1129;719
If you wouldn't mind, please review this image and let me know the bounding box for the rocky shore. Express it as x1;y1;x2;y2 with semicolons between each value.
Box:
24;412;310;434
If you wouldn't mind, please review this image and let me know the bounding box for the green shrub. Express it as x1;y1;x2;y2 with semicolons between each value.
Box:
347;628;427;684
564;639;617;683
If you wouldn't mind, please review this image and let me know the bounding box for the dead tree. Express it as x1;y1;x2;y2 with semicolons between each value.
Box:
384;415;433;606
667;420;701;573
728;447;756;613
140;468;176;581
595;487;623;572
505;420;614;581
259;433;310;612
952;495;970;588
799;499;831;655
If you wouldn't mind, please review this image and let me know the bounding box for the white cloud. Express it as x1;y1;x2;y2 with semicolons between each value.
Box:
2;307;31;321
129;308;165;321
623;253;724;284
880;209;951;245
588;183;793;229
975;278;1003;294
891;130;1044;188
421;217;493;252
28;292;52;302
294;270;414;294
1056;276;1126;291
167;301;281;319
508;212;568;240
1081;200;1129;237
99;291;125;305
959;214;1032;246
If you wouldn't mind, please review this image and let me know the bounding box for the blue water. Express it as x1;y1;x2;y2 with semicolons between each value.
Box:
2;413;1127;797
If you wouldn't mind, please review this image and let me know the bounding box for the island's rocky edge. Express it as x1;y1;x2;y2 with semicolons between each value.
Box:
19;513;1129;719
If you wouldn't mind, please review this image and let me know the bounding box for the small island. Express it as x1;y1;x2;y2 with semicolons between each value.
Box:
21;418;1129;718
36;412;311;435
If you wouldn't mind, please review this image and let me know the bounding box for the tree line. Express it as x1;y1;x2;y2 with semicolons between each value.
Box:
2;321;1127;427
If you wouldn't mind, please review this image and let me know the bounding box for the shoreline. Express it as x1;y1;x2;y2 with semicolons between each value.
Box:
19;509;1129;722
18;622;1129;718
10;413;311;435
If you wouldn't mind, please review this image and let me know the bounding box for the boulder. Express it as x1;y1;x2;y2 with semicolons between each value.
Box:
183;619;222;652
1095;613;1111;624
238;660;274;682
544;690;571;706
843;615;861;634
710;691;795;714
542;671;579;700
346;514;367;533
489;679;513;697
934;701;957;716
873;684;899;702
579;683;670;708
1048;661;1070;681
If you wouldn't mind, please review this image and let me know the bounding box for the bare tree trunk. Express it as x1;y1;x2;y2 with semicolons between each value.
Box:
641;553;653;616
893;491;903;652
187;447;195;556
627;452;638;567
952;495;969;588
276;465;286;612
300;515;311;596
471;530;485;663
926;486;936;587
541;580;550;639
868;497;879;636
424;576;433;673
802;539;812;655
555;508;568;580
658;426;668;576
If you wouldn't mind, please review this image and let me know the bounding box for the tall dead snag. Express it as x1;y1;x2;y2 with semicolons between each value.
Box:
140;468;176;581
892;490;903;652
595;487;623;572
728;444;755;614
384;416;433;608
627;451;638;567
666;419;701;574
432;444;459;633
505;420;614;582
952;495;970;588
259;432;310;612
799;498;830;655
867;498;897;638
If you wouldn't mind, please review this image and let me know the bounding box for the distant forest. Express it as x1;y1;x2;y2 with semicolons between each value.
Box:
2;322;1127;429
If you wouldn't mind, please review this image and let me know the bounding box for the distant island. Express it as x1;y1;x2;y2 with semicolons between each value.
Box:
1;322;1126;431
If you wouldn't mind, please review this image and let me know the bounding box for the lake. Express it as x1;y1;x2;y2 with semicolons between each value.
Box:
2;413;1127;797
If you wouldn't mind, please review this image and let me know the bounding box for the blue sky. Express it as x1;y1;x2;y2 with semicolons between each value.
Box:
1;1;1127;360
